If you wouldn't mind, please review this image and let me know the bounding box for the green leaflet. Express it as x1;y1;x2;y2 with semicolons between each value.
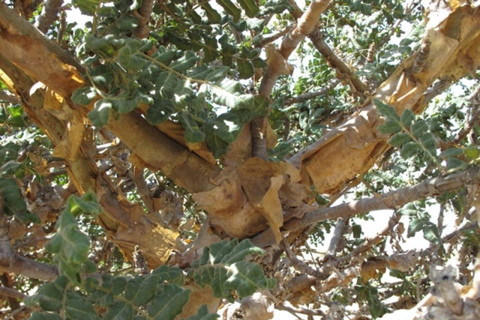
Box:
156;72;179;99
185;305;219;320
210;78;253;109
146;284;191;320
375;99;439;166
237;59;254;79
29;313;63;320
72;86;97;106
45;195;101;283
146;99;176;125
25;277;68;311
179;112;206;143
0;177;33;222
125;275;160;306
237;0;260;17
117;40;147;72
201;2;222;24
88;99;112;128
216;0;241;22
73;0;100;15
103;302;134;320
190;239;276;300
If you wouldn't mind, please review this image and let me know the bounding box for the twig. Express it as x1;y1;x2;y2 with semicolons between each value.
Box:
282;239;324;278
0;286;26;300
454;83;480;144
325;218;347;258
284;79;340;105
284;166;480;232
0;91;20;104
338;211;401;263
277;303;326;317
308;29;369;96
255;25;294;48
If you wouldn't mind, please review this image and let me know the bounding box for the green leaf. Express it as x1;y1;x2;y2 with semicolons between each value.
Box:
29;313;63;320
45;195;99;282
423;222;442;247
147;284;191;320
191;239;274;300
111;97;139;114
90;65;115;87
206;113;242;143
411;120;429;139
65;297;100;320
202;36;219;63
117;40;147;72
419;132;437;158
205;133;230;158
201;3;222;24
216;0;241;22
170;52;199;72
387;132;411;147
210;79;253;109
401;109;415;127
237;59;254;79
85;34;116;58
146;99;175;125
440;147;463;159
407;217;424;237
378;120;401;135
68;193;101;216
125;275;159;306
88;99;112;128
116;16;139;31
156;72;179;99
0;178;29;222
400;142;422;159
179;112;206;143
153;49;177;65
464;147;480;161
72;87;97;106
185;305;219;320
73;0;99;15
225;261;276;299
237;0;260;17
374;99;400;121
103;302;134;320
25;277;68;311
151;266;185;285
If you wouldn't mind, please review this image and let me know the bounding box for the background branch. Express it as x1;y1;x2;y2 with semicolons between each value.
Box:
35;0;64;33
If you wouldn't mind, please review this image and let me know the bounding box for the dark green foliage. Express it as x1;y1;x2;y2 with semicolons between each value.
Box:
190;239;276;300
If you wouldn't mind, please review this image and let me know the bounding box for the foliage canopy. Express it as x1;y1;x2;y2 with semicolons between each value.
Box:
0;0;479;319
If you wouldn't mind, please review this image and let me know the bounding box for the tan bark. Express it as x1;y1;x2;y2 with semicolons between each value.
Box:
289;4;480;195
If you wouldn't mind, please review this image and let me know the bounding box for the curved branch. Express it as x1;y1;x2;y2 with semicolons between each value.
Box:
36;0;64;33
308;29;369;95
284;79;339;105
285;166;480;232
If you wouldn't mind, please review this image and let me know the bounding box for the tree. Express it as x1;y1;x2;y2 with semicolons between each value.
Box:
0;0;479;319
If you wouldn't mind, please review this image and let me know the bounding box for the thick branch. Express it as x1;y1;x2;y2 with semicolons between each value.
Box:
253;0;331;158
285;167;480;231
35;0;63;33
0;2;219;194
